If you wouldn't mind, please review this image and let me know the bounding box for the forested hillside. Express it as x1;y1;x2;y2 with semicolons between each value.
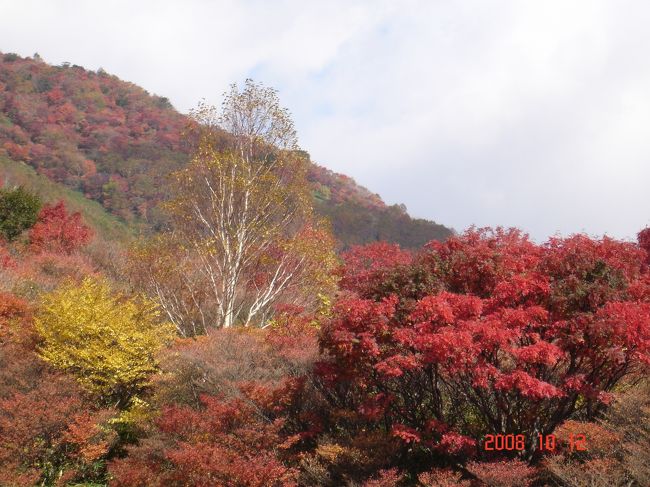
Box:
0;52;452;247
0;155;131;242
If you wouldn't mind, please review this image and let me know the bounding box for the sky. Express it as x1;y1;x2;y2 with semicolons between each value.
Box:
1;0;649;241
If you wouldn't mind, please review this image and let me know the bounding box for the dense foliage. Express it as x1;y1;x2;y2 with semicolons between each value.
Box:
111;228;650;486
313;228;650;479
0;61;648;485
108;326;314;487
35;277;174;406
1;155;132;242
0;52;187;226
0;52;451;247
131;82;339;333
29;200;94;253
0;207;119;485
0;185;41;240
2;204;649;486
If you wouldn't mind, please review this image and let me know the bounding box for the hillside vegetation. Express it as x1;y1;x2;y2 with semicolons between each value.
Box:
0;52;452;248
0;155;131;242
0;53;648;487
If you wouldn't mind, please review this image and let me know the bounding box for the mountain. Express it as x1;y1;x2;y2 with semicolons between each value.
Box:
0;52;453;248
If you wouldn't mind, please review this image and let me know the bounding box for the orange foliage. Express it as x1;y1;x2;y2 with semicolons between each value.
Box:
466;459;537;487
418;468;471;487
14;250;96;291
0;292;116;485
0;243;15;269
62;410;117;462
0;292;31;344
109;394;298;487
554;420;621;456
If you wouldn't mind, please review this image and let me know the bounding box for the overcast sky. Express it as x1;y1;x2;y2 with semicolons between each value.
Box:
1;0;649;241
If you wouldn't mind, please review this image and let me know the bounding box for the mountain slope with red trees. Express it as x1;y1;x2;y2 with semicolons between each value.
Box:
0;51;452;248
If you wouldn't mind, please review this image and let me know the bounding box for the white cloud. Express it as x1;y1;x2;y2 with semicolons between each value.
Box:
1;0;649;240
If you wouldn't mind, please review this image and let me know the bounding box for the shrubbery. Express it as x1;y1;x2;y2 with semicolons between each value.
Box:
0;59;648;484
1;224;649;485
0;186;41;241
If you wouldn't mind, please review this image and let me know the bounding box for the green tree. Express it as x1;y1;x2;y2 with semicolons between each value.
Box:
0;186;42;241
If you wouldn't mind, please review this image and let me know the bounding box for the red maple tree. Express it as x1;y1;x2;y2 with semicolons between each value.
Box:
29;200;93;254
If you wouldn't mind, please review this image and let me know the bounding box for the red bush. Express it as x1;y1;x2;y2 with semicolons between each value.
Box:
109;394;298;487
109;325;320;486
0;294;38;397
0;373;115;486
362;468;404;487
0;243;15;269
29;200;93;254
639;227;650;266
3;141;30;161
0;292;32;349
340;241;413;296
316;228;650;468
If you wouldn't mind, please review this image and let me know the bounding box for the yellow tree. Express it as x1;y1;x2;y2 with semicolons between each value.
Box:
35;277;174;406
134;80;337;331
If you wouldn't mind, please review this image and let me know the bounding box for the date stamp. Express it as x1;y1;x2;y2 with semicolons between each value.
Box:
483;433;587;452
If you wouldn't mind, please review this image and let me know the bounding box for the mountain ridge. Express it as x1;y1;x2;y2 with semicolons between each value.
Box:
0;51;453;248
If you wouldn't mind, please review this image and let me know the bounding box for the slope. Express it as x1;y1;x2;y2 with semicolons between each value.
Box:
0;51;452;248
0;155;131;242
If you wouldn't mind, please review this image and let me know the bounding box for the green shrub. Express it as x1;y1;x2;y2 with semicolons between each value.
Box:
0;186;42;240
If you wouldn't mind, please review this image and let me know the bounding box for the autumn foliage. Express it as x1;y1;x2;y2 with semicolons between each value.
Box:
0;52;186;224
314;228;650;480
639;226;650;266
29;200;93;254
0;282;117;485
0;375;117;486
108;326;317;486
133;82;338;332
109;394;298;487
3;221;650;485
35;277;174;406
544;380;650;486
339;241;413;296
0;57;648;485
0;52;451;246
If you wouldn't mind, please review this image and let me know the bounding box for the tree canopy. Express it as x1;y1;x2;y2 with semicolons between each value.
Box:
132;81;338;332
35;277;174;406
0;186;41;241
